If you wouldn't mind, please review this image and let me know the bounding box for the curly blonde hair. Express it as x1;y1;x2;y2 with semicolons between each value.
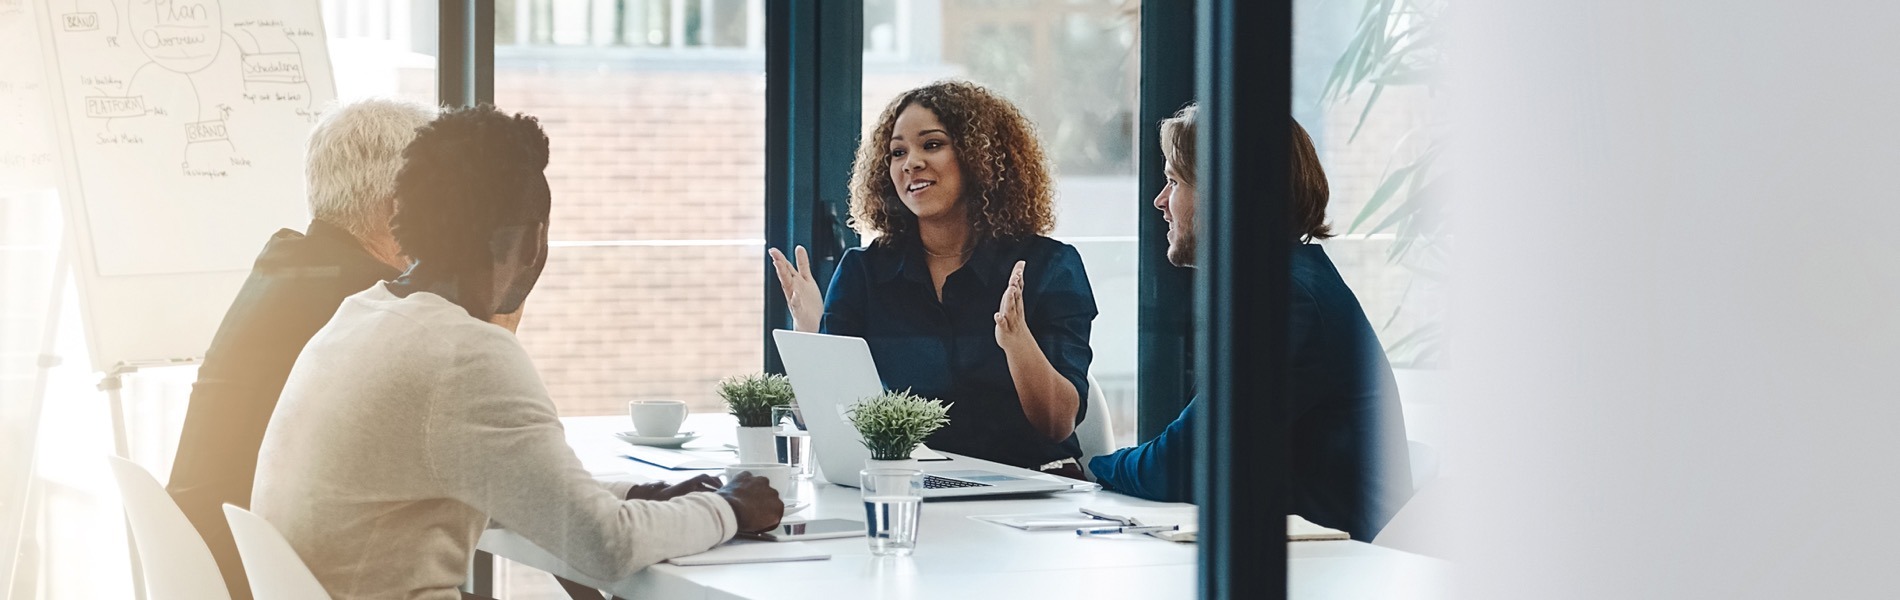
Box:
848;80;1056;244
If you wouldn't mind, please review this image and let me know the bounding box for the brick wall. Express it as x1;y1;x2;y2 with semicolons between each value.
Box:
497;68;768;416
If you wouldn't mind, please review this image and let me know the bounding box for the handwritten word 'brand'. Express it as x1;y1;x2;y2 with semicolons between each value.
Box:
63;13;98;31
185;120;228;143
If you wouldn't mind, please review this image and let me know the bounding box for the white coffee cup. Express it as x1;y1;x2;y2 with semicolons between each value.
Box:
628;400;687;438
724;463;798;501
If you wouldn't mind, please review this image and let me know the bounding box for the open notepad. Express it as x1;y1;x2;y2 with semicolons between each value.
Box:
664;541;830;566
976;507;1349;542
621;445;736;470
973;513;1130;531
1148;515;1350;543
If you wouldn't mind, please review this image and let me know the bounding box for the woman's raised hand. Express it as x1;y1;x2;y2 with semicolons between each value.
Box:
768;245;824;333
994;261;1035;353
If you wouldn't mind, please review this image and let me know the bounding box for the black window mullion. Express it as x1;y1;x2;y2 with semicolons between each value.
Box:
438;0;473;107
1196;0;1292;598
1137;0;1198;440
474;0;494;105
764;0;862;374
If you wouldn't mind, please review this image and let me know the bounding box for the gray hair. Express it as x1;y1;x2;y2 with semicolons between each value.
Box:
306;98;436;240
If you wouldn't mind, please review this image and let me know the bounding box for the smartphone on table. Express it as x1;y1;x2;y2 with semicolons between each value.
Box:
737;518;865;542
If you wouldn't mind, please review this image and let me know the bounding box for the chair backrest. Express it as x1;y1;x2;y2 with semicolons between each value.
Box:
105;455;233;600
1075;373;1116;465
222;504;330;600
1408;440;1440;492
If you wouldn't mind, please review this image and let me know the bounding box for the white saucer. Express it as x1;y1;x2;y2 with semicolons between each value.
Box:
614;431;700;449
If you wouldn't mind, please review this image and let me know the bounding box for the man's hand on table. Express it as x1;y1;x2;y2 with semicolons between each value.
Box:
623;474;723;501
716;472;785;533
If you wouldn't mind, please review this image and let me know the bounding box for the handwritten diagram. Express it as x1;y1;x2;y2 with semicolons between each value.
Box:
38;0;336;276
1;1;59;190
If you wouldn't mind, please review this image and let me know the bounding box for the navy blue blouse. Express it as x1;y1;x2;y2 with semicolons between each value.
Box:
1087;245;1413;541
820;235;1098;469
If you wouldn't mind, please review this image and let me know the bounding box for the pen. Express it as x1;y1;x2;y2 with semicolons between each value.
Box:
1078;507;1140;526
1076;524;1178;537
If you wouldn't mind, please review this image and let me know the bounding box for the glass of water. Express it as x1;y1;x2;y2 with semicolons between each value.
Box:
860;468;924;556
773;405;813;480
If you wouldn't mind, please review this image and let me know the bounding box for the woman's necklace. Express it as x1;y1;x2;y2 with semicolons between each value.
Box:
923;244;972;259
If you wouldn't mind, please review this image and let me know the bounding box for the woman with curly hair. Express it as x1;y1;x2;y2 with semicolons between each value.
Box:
770;80;1098;476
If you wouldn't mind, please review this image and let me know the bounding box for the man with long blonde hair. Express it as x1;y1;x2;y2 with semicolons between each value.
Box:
1089;105;1413;542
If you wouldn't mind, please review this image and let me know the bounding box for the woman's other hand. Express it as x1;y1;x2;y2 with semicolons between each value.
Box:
769;245;824;332
994;261;1035;353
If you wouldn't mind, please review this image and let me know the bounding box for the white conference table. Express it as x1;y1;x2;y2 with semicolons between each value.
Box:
476;414;1447;599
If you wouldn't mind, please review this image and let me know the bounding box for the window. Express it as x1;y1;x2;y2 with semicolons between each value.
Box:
862;0;1141;445
495;0;767;417
321;0;439;104
498;0;764;52
1294;0;1447;370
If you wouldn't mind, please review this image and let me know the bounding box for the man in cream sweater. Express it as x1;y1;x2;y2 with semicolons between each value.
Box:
253;105;782;599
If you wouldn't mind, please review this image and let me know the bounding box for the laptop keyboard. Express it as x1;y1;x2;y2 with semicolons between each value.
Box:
922;475;993;489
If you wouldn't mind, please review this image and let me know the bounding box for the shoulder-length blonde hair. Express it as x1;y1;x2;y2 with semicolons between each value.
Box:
848;80;1056;244
1160;104;1334;241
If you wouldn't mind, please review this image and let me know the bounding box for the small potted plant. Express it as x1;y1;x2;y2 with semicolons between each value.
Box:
847;389;951;468
717;373;796;464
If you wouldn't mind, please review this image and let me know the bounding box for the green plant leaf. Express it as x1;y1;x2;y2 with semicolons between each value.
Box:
1326;0;1398;102
1367;183;1431;234
1349;162;1416;233
1373;66;1436;86
1382;322;1443;368
846;389;952;461
717;373;796;427
1348;83;1386;143
1381;278;1416;331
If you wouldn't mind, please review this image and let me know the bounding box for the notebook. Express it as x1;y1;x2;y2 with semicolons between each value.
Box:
664;541;830;566
622;445;735;470
1148;515;1350;543
972;513;1125;531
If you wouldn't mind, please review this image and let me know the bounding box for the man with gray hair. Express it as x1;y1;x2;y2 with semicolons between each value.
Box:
167;97;435;599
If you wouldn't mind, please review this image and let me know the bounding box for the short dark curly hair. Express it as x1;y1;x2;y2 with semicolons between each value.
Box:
848;80;1056;244
390;105;551;271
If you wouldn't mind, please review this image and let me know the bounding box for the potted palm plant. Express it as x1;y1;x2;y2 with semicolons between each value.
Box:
717;373;796;464
847;390;951;469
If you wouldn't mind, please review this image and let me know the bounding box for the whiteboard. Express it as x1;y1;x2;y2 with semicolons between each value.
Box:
2;0;58;191
35;0;336;371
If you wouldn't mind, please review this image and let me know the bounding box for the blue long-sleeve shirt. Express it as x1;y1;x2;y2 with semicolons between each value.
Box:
820;234;1098;469
1089;397;1200;502
1088;244;1413;542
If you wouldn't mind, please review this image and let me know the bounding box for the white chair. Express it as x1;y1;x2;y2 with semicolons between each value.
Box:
1372;469;1447;557
1075;374;1116;476
105;455;233;600
1408;440;1440;493
222;504;330;600
1377;369;1450;555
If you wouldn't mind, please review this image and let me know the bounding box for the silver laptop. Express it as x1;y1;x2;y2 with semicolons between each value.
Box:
772;330;1073;499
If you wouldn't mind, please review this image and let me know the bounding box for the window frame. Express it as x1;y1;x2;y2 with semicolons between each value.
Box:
1195;0;1292;597
445;0;1297;594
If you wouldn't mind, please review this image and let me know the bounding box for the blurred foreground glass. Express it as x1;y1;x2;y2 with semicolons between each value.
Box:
860;468;924;556
773;404;812;480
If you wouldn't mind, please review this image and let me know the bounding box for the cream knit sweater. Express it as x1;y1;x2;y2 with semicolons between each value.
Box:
254;283;735;598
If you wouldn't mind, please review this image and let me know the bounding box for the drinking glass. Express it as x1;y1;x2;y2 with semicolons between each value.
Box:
773;405;813;480
860;468;924;556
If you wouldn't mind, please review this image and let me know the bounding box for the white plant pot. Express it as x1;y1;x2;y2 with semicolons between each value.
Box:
864;457;919;471
735;426;778;464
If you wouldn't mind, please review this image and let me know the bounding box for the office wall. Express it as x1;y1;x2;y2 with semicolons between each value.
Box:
1449;1;1900;597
